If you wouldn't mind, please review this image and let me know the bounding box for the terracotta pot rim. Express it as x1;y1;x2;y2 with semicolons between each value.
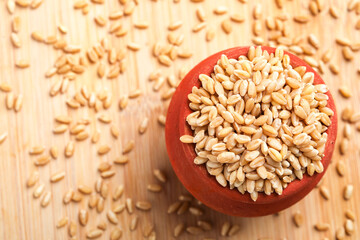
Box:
165;46;338;217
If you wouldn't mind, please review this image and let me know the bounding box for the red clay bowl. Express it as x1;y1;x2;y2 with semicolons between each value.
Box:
165;46;338;217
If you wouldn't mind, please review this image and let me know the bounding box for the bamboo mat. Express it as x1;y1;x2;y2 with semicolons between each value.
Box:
0;0;359;239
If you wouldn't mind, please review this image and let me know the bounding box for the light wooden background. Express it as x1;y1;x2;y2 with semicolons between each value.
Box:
0;0;359;239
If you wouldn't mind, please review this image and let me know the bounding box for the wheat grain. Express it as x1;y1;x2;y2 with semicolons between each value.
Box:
168;20;183;31
53;124;67;134
75;131;89;141
29;145;45;155
126;198;134;214
71;192;83;203
63;189;74;204
129;215;140;231
274;0;283;8
33;183;45;198
196;7;206;22
309;1;319;15
0;82;12;93
252;37;265;45
186;226;203;235
112;203;125;214
328;5;339;19
348;0;359;11
101;170;115;179
44;35;57;44
253;3;262;19
56;217;68;228
124;1;135;15
355;19;360;30
15;0;29;7
177;48;192;58
147;183;162;192
133;20;149;29
50;171;65;183
78;185;92;195
308;34;319;49
110;228;122;240
345;209;355;221
177;201;190;214
97;145;111;155
7;0;15;14
68;221;77;237
336;226;346;240
293;211;304;227
123;140;135;154
12;16;21;33
73;0;87;8
214;6;228;15
106;210;118;224
95;179;102;193
178;194;192;201
86;229;103;239
336;161;346;177
98;166;111;179
96;197;105;212
127;42;141;51
15;59;29;68
319;186;330;200
109;124;120;139
136;201;152;211
189;207;203;216
64;141;74;157
221;19;232;34
336;37;351;46
40;191;51;207
110;21;124;34
114;155;129;164
339;86;352;98
167;201;182;214
143;223;154;237
329;63;339;74
228;225;240;236
174;223;185;237
343;184;353;200
293;15;310;23
197;220;212;231
139;117;149;134
204;27;215;42
26;171;39;188
0;131;7;145
344;219;354;235
342;47;354;61
221;222;231;236
112;185;124;201
314;222;330;231
153;169;167;183
34;155;51;166
158;114;166;125
96;220;109;231
129;89;142;98
192;22;207;34
157;54;172;66
78;209;88;226
88;193;98;209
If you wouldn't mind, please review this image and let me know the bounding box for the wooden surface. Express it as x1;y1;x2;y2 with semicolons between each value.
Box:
0;0;359;239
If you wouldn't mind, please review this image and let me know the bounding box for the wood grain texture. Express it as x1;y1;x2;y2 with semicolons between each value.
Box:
0;0;358;239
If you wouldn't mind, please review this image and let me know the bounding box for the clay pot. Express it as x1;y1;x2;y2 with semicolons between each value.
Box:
165;46;337;217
